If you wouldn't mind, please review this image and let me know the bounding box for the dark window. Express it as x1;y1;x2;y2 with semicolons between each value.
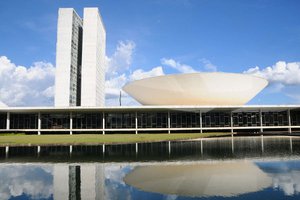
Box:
10;113;38;129
0;113;6;129
41;113;70;129
72;113;102;129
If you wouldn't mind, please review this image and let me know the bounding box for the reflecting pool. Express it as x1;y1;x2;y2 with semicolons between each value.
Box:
1;136;300;199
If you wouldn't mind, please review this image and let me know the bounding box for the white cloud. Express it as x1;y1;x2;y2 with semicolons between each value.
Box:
0;56;55;106
244;61;300;85
161;58;197;73
106;41;136;77
129;66;164;81
105;41;165;106
200;58;217;72
0;165;53;200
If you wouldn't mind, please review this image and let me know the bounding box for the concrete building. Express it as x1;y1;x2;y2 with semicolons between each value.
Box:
54;8;105;107
123;73;268;106
81;8;106;107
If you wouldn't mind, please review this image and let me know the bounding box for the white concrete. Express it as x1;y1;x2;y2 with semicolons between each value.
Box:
123;73;268;105
53;165;69;200
81;8;106;107
55;8;83;107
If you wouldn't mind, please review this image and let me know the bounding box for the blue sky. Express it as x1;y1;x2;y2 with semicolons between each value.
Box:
0;0;300;106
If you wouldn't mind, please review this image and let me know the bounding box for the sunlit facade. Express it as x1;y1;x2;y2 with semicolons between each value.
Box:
0;106;299;134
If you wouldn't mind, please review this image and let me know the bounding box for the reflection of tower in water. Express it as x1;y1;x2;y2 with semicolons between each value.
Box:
69;166;81;200
53;164;104;200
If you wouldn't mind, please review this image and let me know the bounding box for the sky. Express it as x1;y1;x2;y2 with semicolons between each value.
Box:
0;0;300;106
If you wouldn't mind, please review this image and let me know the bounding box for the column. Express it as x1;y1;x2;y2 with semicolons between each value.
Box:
70;112;73;135
38;112;41;135
260;109;263;133
102;112;105;135
6;112;10;130
200;110;203;133
135;111;138;134
288;109;292;134
230;112;233;133
168;111;170;134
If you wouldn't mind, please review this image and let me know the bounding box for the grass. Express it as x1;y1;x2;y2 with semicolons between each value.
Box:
0;132;232;146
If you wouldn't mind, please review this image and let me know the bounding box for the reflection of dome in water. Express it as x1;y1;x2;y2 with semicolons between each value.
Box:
123;73;268;105
124;162;272;197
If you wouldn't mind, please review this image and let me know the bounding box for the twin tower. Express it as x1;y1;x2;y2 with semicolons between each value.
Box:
54;8;106;107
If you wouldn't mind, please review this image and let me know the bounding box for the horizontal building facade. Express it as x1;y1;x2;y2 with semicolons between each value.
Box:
0;106;300;135
0;106;300;134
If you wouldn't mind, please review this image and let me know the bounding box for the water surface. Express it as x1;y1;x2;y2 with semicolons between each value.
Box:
1;136;300;200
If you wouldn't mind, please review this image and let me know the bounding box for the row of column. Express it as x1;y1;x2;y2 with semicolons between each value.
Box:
4;109;293;135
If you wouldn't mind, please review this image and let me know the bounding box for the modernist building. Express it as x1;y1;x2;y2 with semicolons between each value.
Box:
54;8;106;107
0;7;299;135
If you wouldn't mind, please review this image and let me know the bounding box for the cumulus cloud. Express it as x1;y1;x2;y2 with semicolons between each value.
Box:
0;56;55;106
129;66;164;81
244;61;300;85
106;41;136;77
161;58;197;73
105;41;165;106
199;58;217;72
0;165;53;200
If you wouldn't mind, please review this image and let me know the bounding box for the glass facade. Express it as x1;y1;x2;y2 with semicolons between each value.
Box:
291;110;300;126
1;108;299;132
202;112;231;127
41;113;70;129
72;112;102;129
232;112;260;127
262;111;288;126
171;111;200;128
0;113;6;129
10;113;38;129
105;112;135;129
137;112;167;129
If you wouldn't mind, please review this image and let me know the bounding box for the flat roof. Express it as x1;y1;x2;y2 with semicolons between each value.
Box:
0;105;299;113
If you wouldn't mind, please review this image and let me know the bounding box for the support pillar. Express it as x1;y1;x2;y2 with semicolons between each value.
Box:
6;112;10;130
260;109;263;133
135;112;138;134
38;112;41;135
102;112;105;135
70;112;73;135
168;111;170;134
200;110;203;133
288;109;292;134
230;112;233;133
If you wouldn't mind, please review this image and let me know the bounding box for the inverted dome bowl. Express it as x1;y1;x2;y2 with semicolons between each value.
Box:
122;73;268;105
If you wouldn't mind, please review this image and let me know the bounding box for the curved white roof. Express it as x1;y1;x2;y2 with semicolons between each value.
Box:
123;72;268;106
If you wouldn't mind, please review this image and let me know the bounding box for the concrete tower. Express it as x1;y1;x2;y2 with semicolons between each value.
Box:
54;8;106;107
55;8;83;107
81;8;106;107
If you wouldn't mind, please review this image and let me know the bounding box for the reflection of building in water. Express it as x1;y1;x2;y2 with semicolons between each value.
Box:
69;166;81;200
53;164;104;200
124;162;272;197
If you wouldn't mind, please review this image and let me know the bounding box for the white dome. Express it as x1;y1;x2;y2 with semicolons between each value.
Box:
123;72;268;105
